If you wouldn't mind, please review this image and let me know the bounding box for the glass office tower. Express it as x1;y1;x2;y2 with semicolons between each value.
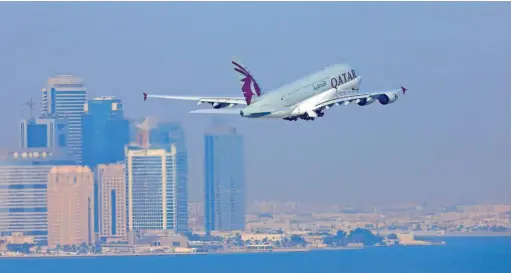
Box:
204;125;245;233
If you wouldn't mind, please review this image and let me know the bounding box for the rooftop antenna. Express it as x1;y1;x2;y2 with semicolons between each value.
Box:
22;97;35;120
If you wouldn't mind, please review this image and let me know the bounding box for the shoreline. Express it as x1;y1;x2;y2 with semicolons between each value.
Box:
0;246;377;259
2;234;507;259
378;231;511;237
0;248;310;259
0;245;427;259
441;232;511;237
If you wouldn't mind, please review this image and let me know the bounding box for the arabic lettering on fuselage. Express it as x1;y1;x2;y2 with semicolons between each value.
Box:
330;69;357;89
312;80;327;90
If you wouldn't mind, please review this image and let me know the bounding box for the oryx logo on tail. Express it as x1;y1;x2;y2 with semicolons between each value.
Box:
232;60;262;105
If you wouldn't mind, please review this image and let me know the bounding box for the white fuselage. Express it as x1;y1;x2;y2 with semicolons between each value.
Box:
240;64;362;118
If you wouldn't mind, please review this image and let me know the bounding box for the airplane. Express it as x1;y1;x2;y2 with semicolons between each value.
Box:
143;59;408;121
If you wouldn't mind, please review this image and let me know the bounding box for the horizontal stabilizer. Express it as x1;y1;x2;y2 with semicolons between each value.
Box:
189;108;242;114
148;94;202;100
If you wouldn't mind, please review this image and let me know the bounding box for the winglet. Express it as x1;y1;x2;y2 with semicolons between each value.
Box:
143;92;148;101
401;86;407;94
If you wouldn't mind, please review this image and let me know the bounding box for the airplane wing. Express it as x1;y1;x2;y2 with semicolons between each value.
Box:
144;93;247;106
292;86;407;118
189;108;243;114
315;87;407;110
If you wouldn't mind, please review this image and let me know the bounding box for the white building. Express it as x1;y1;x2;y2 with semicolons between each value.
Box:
41;75;87;163
125;143;188;233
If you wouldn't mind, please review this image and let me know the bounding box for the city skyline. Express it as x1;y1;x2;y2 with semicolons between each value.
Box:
0;4;510;272
3;73;246;248
0;2;510;206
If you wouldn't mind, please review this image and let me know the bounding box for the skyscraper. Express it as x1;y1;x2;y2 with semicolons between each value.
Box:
204;125;245;233
47;166;94;248
20;118;68;149
128;117;147;144
133;116;158;148
41;75;87;163
148;121;188;233
82;96;129;169
130;117;189;233
97;164;126;241
82;97;129;236
125;143;188;233
0;149;75;246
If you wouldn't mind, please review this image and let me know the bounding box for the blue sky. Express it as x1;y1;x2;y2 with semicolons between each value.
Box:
0;2;510;205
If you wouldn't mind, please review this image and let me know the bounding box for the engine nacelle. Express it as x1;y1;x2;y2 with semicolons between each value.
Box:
357;97;375;106
378;92;398;105
212;102;230;109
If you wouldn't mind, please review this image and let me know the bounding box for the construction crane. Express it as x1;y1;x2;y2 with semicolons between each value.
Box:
22;97;35;120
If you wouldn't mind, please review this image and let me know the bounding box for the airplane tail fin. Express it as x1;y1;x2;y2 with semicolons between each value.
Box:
232;58;263;105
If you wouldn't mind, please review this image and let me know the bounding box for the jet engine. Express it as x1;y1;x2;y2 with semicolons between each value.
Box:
378;93;398;105
211;102;231;109
357;97;375;106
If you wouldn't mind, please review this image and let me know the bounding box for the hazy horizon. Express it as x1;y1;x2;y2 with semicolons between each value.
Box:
1;2;510;206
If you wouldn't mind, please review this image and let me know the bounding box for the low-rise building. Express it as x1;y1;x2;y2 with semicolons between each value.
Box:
241;233;284;242
302;235;326;248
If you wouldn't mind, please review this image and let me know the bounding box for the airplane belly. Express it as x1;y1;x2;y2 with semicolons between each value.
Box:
242;101;294;118
268;110;293;118
243;110;292;119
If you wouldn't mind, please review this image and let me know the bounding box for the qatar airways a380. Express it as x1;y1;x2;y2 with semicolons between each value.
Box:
143;59;408;121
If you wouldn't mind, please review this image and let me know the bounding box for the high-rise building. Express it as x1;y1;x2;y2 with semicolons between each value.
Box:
41;75;87;163
0;149;74;246
149;122;185;146
204;125;245;233
82;97;129;236
47;166;94;248
125;143;188;233
97;164;126;241
20;118;68;149
82;96;129;169
128;117;147;144
147;121;188;233
133;116;158;148
130;117;189;233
